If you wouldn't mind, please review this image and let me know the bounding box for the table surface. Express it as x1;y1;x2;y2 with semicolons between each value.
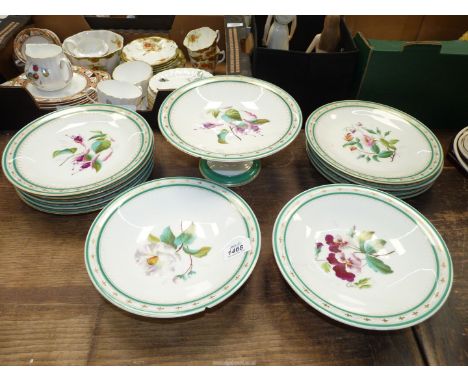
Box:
0;128;466;366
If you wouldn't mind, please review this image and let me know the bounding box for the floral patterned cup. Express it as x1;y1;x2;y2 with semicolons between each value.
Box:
188;47;225;74
24;44;73;91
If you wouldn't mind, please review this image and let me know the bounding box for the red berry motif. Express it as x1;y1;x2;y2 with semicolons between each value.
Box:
32;65;39;72
33;73;39;80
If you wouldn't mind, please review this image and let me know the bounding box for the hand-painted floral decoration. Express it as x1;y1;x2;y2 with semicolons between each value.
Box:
134;222;211;283
52;131;114;174
343;122;399;162
314;226;395;288
199;107;270;144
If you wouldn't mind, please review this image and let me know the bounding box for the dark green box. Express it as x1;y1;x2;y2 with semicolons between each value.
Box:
354;32;468;130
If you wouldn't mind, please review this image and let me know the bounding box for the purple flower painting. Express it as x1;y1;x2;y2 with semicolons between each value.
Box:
199;107;270;144
314;226;395;289
52;130;114;174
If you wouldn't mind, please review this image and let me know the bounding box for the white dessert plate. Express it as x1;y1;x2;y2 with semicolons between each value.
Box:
149;68;212;92
306;101;443;185
85;177;261;317
273;184;452;330
2;104;153;197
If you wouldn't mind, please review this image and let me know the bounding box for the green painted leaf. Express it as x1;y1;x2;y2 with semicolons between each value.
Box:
91;139;111;154
92;160;102;172
384;131;390;136
379;138;390;148
376;127;381;134
357;154;365;159
250;119;270;125
366;156;371;162
378;151;393;158
321;262;331;273
356;141;363;150
389;139;399;145
52;147;77;158
364;128;377;135
358;231;375;242
371;144;380;154
366;254;393;274
211;109;220;118
370;239;386;251
183;245;211;258
174;223;196;247
148;233;160;243
217;129;229;144
355;277;370;286
160;226;176;248
372;155;380;162
348;225;356;238
343;140;357;147
84;154;93;161
89;133;107;141
224;108;242;121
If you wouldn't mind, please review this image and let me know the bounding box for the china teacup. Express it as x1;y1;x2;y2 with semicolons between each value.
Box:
24;44;73;91
112;60;152;102
96;80;143;109
188;47;225;74
64;37;109;58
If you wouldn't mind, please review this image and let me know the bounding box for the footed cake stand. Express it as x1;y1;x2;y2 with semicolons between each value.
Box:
158;75;302;186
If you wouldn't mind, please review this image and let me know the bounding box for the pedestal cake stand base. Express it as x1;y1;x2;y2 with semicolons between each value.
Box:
199;159;261;187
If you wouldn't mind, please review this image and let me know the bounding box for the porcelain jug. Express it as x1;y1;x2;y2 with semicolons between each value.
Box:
25;44;73;91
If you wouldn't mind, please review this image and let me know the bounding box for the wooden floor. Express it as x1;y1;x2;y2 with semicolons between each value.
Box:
0;129;466;365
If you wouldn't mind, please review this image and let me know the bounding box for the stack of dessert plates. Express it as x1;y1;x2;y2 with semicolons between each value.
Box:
1;66;111;110
147;68;212;107
2;104;154;215
121;37;186;74
85;177;261;317
450;126;468;174
305;101;444;199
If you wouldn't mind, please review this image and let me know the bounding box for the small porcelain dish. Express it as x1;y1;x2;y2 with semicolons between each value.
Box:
2;104;154;214
273;184;452;330
122;37;178;66
147;68;212;108
305;100;444;197
158;75;302;186
85;177;261;317
63;30;124;73
13;27;61;64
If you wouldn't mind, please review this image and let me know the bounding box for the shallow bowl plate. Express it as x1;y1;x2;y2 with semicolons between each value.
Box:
273;184;452;330
85;177;261;317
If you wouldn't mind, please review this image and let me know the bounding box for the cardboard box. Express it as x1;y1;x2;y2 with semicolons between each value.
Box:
251;15;359;121
355;32;468;130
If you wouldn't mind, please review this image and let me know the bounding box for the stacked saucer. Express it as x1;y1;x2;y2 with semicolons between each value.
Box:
1;66;111;110
449;126;468;174
305;101;444;199
2;104;154;214
121;37;186;74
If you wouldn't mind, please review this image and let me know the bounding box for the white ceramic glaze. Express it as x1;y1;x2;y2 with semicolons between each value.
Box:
149;68;212;92
97;80;143;108
14;28;61;64
122;37;178;66
273;184;452;330
2;104;153;197
158;75;302;162
64;37;108;58
24;44;73;91
63;30;124;73
85;177;261;317
25;71;87;99
306;101;443;185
